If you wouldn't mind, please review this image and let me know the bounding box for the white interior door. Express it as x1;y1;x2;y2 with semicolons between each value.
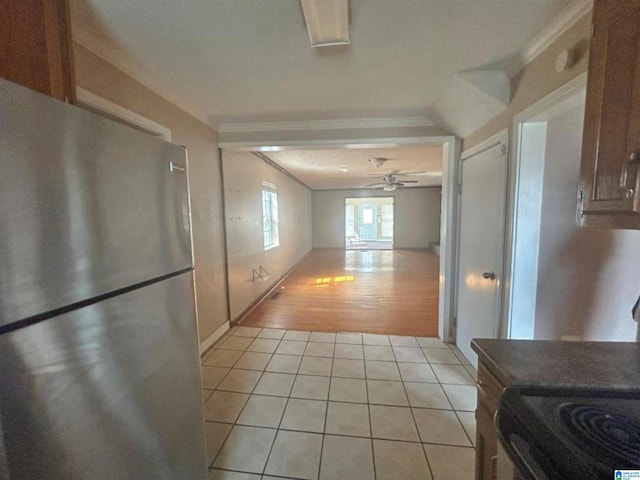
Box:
456;142;507;367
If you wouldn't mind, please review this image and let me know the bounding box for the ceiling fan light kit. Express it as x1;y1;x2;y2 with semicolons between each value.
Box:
364;173;420;190
368;157;387;168
300;0;350;48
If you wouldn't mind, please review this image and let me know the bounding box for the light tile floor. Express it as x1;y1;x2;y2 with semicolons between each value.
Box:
203;326;478;480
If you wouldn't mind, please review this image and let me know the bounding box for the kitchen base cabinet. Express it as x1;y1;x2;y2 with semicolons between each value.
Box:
471;339;640;480
476;402;498;480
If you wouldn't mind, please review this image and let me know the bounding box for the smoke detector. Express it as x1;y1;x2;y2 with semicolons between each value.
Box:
368;157;387;168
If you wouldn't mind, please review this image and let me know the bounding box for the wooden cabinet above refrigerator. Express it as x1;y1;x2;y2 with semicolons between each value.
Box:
0;0;76;103
578;0;640;228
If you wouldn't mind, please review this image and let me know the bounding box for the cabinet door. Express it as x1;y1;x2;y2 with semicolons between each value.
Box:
578;0;640;228
0;0;76;102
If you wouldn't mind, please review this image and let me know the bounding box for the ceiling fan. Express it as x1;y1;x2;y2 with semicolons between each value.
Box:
364;173;419;191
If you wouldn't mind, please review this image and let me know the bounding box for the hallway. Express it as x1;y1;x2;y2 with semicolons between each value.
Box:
239;249;440;337
202;326;476;479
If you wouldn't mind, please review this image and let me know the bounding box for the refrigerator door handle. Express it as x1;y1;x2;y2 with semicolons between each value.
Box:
169;161;186;173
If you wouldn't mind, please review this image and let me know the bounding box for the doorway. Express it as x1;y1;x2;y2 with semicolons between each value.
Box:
345;197;394;250
505;75;587;340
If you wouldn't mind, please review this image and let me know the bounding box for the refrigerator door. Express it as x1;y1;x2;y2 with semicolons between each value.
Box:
0;79;192;327
0;272;206;480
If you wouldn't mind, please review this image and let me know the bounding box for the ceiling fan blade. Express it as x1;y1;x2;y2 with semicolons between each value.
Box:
400;180;419;183
395;171;427;176
363;182;384;187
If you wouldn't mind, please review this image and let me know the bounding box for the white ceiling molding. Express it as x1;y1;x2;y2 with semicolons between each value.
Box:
218;116;435;133
72;29;211;128
219;136;448;151
505;0;593;78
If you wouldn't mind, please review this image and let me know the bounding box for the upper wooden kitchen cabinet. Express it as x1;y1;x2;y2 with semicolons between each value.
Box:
0;0;76;102
578;0;640;228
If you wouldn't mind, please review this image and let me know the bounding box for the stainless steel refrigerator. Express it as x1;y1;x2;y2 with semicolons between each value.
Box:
0;78;207;479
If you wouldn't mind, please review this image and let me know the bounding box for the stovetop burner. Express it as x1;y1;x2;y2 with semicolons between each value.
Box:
500;388;640;479
556;402;640;467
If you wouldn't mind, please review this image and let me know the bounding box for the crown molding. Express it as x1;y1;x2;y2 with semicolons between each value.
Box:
218;116;436;133
219;135;454;151
73;29;212;128
506;0;593;78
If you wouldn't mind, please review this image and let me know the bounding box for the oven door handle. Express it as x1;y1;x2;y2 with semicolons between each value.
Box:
495;410;552;480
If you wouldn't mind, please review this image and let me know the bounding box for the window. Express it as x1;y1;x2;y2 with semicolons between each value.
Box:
262;184;279;249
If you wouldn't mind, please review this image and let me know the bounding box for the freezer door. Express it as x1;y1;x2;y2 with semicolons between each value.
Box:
0;272;206;480
0;79;193;326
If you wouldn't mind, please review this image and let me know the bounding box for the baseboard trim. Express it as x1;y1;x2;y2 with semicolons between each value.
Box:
199;320;230;355
234;249;314;325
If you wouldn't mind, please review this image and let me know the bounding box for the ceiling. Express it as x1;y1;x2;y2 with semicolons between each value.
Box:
266;146;443;190
70;0;574;135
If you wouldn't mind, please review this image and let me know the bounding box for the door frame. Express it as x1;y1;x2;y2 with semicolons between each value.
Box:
220;135;461;342
455;129;509;340
344;196;396;249
359;203;378;240
503;72;588;338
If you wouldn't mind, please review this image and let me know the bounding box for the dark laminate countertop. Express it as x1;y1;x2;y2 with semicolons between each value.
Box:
471;339;640;390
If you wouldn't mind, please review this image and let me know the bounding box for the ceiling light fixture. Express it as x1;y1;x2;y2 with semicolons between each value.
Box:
300;0;350;48
383;184;397;192
368;157;387;168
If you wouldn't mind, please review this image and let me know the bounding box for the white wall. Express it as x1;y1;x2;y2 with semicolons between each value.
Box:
533;104;640;341
223;151;312;321
312;188;441;249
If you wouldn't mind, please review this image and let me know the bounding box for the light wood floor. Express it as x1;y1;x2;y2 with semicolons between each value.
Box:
239;249;439;337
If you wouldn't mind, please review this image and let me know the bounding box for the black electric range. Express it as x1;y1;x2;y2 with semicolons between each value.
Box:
497;386;640;479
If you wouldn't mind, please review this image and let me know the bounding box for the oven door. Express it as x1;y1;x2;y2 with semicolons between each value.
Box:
496;409;556;480
497;442;525;480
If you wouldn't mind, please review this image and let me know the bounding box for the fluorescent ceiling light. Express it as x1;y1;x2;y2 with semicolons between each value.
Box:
300;0;350;48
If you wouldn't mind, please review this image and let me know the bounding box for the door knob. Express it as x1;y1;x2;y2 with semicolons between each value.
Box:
482;272;496;280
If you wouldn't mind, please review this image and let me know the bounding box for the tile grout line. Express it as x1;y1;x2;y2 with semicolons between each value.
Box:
391;339;437;480
317;352;334;480
209;328;283;472
454;409;476;448
205;420;477;448
203;336;249;470
206;330;476;478
364;342;378;480
260;332;307;478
